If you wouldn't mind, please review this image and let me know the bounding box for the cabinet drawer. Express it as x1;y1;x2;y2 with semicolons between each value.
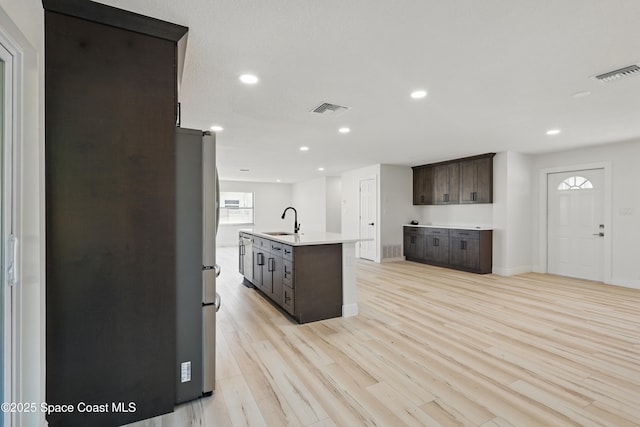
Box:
253;237;267;248
425;228;449;236
404;226;425;234
283;260;294;287
282;244;294;261
450;229;480;239
268;240;283;255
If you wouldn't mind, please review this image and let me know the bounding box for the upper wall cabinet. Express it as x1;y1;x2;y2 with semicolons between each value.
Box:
412;165;434;205
412;153;495;205
460;155;493;204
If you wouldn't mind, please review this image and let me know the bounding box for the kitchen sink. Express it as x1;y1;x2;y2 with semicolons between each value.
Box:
263;231;294;236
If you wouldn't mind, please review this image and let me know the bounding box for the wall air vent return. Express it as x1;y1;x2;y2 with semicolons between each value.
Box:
595;64;640;82
311;102;350;114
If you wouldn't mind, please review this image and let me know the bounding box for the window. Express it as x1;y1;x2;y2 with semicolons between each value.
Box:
219;192;254;225
557;176;593;191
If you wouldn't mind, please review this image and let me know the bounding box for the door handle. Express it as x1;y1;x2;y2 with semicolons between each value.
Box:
592;232;604;237
369;222;375;226
215;264;221;277
214;292;221;312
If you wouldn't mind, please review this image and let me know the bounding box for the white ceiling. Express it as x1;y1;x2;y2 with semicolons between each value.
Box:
98;0;640;183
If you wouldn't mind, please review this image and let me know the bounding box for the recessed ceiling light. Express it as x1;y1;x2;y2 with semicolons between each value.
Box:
318;167;325;171
410;90;427;99
210;125;224;132
276;179;281;183
338;127;351;134
239;74;258;84
300;146;309;151
572;90;591;98
546;129;561;135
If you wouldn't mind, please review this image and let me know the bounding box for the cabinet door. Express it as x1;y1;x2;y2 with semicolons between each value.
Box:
460;157;493;203
413;166;434;205
474;156;493;203
253;249;264;287
271;255;283;304
282;286;295;315
434;163;459;204
403;232;425;260
425;234;450;264
450;237;480;270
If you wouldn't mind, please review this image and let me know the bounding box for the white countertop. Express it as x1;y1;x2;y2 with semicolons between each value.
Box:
404;224;493;231
241;230;365;246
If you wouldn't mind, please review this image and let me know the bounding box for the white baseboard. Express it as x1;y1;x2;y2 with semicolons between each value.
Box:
608;277;640;290
381;257;405;263
492;265;532;276
342;303;358;317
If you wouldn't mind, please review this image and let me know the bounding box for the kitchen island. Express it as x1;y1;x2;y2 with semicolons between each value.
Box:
238;231;360;323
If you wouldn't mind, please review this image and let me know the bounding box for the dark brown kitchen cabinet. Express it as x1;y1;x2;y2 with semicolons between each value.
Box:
412;153;494;205
403;226;426;261
240;233;342;323
448;229;492;273
412;165;434;205
424;228;450;265
434;163;459;204
403;226;492;274
44;0;188;426
460;155;494;203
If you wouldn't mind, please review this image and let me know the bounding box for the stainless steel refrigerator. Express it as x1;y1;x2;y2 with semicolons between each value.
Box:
175;127;220;403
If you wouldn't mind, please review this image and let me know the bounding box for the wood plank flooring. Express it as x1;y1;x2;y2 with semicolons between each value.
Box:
131;247;640;427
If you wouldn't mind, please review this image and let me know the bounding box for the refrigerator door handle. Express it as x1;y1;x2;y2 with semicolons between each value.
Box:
215;264;221;278
215;292;221;312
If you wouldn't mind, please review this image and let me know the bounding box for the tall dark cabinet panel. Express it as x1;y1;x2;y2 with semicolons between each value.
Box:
44;1;188;426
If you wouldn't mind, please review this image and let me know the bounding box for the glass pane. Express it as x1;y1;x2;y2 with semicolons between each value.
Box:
558;176;593;191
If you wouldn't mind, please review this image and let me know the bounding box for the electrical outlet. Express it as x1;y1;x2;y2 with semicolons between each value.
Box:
181;361;191;383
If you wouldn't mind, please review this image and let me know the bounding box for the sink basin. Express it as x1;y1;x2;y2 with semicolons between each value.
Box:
263;231;294;236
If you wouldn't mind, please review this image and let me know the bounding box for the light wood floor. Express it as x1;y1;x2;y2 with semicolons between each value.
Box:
133;247;640;427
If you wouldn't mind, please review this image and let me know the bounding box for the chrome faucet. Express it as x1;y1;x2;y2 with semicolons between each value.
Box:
281;207;300;234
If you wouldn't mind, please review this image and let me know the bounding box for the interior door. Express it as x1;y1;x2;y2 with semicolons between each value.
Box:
547;169;604;281
359;178;377;261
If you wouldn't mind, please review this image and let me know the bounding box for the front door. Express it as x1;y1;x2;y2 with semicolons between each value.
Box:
547;169;604;281
359;178;376;261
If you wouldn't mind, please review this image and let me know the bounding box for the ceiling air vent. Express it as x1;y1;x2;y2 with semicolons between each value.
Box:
595;64;640;82
311;102;350;114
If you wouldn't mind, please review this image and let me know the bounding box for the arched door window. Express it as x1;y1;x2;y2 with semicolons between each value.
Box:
557;176;593;191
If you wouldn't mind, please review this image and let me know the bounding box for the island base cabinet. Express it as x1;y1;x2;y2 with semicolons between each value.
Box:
240;233;343;323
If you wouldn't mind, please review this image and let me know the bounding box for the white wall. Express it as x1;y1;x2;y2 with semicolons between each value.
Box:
292;177;327;232
0;2;44;426
325;177;342;233
291;176;342;233
492;151;532;276
217;180;293;246
380;165;418;260
531;139;640;288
